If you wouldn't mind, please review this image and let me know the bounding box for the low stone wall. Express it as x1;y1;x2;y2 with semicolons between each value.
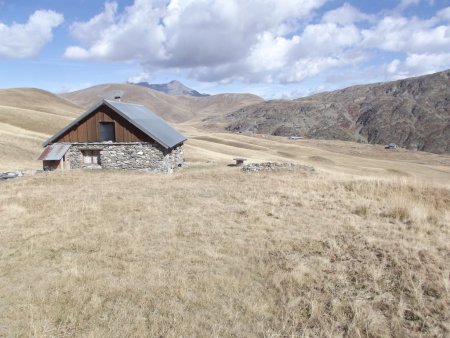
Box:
241;162;315;173
65;142;184;172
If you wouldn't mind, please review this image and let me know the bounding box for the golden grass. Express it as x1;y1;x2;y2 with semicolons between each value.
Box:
1;87;450;337
0;167;448;337
0;88;81;117
0;123;46;171
0;106;73;135
0;88;83;172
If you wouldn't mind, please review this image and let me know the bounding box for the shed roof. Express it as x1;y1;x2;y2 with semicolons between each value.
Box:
38;143;71;160
43;100;187;149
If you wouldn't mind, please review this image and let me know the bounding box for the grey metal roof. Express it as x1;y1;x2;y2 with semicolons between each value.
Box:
43;99;187;149
38;143;71;160
105;100;187;149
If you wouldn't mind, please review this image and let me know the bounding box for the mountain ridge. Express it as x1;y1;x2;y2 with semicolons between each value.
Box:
222;69;450;154
60;83;263;123
130;80;210;97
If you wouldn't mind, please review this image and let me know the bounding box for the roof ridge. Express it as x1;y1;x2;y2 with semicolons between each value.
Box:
104;99;145;107
43;100;186;149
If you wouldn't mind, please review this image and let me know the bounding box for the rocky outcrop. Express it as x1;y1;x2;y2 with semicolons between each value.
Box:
225;69;450;154
0;171;24;180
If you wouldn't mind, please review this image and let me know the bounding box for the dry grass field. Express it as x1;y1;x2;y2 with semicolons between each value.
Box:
1;88;449;337
1;166;449;337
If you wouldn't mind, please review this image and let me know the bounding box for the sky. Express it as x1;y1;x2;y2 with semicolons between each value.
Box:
0;0;449;98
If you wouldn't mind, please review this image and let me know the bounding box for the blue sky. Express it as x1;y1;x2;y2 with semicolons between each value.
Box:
0;0;449;98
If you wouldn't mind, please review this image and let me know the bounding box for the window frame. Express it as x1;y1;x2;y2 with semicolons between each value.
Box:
81;149;100;165
99;122;116;142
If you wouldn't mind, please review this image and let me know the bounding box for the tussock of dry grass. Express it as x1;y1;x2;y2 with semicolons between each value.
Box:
0;167;448;337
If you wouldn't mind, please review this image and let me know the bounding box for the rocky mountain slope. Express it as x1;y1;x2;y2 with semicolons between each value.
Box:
61;83;263;123
224;70;450;153
131;80;209;97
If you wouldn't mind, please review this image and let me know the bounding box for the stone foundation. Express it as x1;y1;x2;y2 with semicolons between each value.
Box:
65;142;184;172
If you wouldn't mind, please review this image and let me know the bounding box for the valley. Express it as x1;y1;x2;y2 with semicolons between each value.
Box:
0;78;449;337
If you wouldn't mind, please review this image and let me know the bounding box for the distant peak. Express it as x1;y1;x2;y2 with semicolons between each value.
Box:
130;80;210;97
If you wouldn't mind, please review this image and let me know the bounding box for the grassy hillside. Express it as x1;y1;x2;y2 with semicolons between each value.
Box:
0;88;83;171
181;129;450;185
0;88;81;118
1;166;448;337
0;88;81;136
61;83;263;124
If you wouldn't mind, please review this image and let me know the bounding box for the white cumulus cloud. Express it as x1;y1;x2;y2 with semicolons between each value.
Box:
65;0;166;61
0;10;63;58
64;0;450;85
362;16;450;54
437;6;450;21
362;12;450;78
397;0;421;11
387;53;450;78
322;3;372;25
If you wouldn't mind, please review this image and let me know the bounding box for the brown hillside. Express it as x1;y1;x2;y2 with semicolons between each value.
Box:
61;83;263;124
0;88;81;117
224;69;450;154
0;88;81;134
0;88;83;170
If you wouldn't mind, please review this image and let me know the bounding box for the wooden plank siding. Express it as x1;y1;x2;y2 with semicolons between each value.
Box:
55;106;155;143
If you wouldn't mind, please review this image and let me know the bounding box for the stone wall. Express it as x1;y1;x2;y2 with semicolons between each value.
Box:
241;162;315;172
65;142;184;173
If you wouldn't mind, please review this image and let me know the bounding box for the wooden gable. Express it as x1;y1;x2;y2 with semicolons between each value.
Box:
53;104;155;144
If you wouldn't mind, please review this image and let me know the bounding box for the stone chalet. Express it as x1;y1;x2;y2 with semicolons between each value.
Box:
38;99;187;172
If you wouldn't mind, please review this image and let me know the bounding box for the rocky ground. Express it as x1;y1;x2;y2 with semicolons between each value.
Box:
222;69;450;154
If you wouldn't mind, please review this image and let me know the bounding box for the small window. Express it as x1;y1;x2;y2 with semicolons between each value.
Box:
82;150;100;164
99;122;115;142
